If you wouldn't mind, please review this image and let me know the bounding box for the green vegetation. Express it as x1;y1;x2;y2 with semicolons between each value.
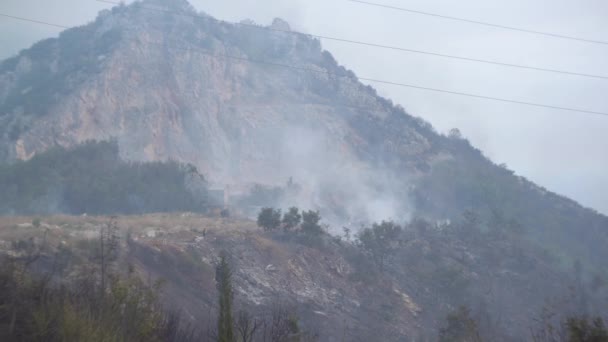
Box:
257;207;325;238
0;260;188;342
439;306;608;342
300;211;323;236
257;208;282;232
0;219;203;341
0;217;318;342
438;306;482;342
216;252;235;342
0;141;209;215
282;207;302;232
356;221;402;272
414;153;608;275
565;317;608;342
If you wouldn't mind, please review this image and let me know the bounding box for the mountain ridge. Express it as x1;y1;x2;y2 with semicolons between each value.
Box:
0;1;607;340
0;0;606;250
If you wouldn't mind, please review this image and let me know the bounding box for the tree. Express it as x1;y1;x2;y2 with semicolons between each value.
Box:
566;317;608;342
439;306;483;342
216;252;234;342
301;210;323;236
282;207;302;232
264;305;308;342
257;208;282;232
99;217;119;297
448;128;463;140
357;221;402;272
531;313;608;342
236;310;260;342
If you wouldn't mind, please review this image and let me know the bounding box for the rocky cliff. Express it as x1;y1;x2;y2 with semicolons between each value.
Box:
0;1;607;340
0;0;434;185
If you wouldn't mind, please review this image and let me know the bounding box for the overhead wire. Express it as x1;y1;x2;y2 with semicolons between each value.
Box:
347;0;608;46
1;11;608;117
92;0;608;81
0;13;70;29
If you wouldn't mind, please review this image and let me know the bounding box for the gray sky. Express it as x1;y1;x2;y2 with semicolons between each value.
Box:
2;0;608;214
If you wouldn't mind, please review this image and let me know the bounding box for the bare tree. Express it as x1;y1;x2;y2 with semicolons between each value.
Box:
236;310;260;342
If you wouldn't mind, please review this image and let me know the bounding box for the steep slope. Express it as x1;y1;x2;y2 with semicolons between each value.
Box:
0;215;420;341
0;0;435;181
1;0;606;261
0;0;446;224
0;214;591;341
0;1;607;338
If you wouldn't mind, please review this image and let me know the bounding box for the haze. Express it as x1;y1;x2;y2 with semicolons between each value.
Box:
2;0;607;214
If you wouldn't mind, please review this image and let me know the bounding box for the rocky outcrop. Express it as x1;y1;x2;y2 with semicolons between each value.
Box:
0;0;434;189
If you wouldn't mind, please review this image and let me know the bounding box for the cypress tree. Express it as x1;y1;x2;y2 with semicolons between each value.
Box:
216;252;234;342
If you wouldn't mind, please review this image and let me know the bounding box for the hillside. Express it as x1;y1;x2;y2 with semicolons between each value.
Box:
0;0;438;222
0;141;209;215
0;0;607;340
0;213;600;341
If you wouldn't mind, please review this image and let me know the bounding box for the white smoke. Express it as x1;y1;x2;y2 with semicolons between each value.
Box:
269;125;411;233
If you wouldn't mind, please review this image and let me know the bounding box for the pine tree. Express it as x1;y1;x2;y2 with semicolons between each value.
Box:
257;207;282;231
216;252;234;342
282;207;302;232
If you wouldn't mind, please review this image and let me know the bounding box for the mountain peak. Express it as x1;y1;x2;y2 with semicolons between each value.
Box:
270;18;291;31
139;0;196;12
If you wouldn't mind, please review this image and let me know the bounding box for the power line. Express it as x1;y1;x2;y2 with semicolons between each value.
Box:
0;13;70;29
93;0;608;81
348;0;608;46
1;12;607;118
153;42;608;118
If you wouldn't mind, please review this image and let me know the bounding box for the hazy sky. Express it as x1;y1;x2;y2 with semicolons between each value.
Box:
1;0;608;214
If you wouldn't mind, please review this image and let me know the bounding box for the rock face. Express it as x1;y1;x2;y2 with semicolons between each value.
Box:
1;2;608;339
0;0;434;189
0;0;448;226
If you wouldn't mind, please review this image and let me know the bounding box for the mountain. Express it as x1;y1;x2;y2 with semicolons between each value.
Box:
0;0;607;340
0;0;438;224
0;213;594;341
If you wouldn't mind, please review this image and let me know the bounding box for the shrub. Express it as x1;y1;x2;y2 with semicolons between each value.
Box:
282;207;302;232
257;207;282;231
301;210;323;236
357;221;402;272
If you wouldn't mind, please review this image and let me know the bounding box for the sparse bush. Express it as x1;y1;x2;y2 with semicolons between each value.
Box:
257;207;282;232
531;311;608;342
566;316;608;342
301;210;323;236
282;207;302;232
357;221;402;272
0;255;202;341
438;306;482;342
